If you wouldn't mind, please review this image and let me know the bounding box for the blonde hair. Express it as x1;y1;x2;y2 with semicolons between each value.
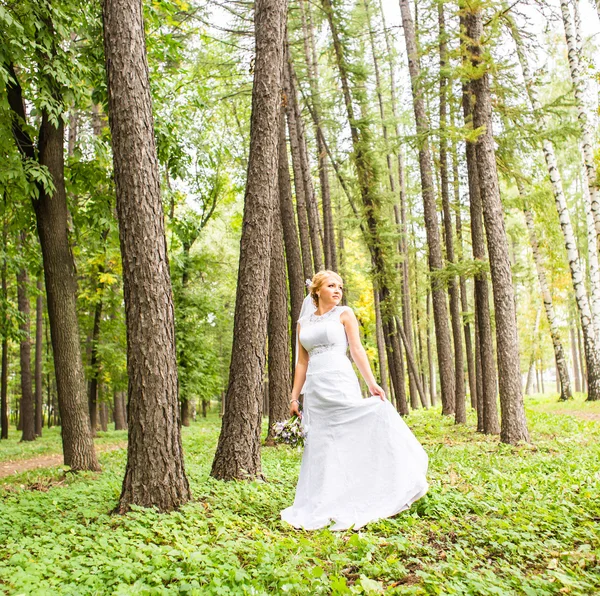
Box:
309;270;343;306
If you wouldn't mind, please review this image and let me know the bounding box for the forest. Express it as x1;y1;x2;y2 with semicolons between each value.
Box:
0;0;599;593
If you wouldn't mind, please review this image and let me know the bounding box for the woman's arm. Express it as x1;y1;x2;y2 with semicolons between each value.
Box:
290;323;308;416
341;308;386;400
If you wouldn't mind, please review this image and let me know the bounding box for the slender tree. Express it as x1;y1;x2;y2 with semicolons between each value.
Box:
438;2;466;424
0;214;7;440
17;232;35;442
7;64;99;470
465;7;529;443
299;0;337;270
522;202;572;400
211;0;287;479
277;110;304;370
508;16;600;402
462;77;500;435
399;0;455;415
103;0;191;510
559;0;600;234
34;276;43;436
266;180;291;442
283;44;313;281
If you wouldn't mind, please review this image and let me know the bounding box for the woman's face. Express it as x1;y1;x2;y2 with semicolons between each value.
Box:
318;275;344;306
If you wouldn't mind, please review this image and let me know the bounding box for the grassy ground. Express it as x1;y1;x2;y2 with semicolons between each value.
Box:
0;426;128;464
0;401;599;595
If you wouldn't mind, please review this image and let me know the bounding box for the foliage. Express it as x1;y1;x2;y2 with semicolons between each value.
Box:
1;408;599;594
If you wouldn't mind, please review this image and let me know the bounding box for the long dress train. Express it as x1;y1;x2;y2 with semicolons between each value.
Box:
281;305;428;531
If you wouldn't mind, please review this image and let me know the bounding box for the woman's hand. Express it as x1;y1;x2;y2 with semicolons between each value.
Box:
290;399;301;417
369;384;386;401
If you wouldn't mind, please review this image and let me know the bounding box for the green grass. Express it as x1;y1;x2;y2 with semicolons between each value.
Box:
525;391;600;418
0;426;128;463
0;406;599;595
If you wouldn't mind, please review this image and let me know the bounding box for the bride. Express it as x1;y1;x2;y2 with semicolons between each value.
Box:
281;270;429;531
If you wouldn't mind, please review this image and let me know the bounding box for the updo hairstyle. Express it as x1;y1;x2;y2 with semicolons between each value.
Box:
309;270;344;307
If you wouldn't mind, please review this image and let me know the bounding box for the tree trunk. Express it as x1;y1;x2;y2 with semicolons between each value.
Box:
286;48;324;274
113;389;127;430
523;204;572;401
210;0;286;480
267;184;291;442
426;290;437;406
103;0;190;509
399;0;455;416
17;240;35;442
373;288;389;398
88;290;103;436
525;307;541;396
7;63;99;469
438;3;465;424
450;106;476;410
462;78;500;435
277;110;304;370
559;0;600;235
377;0;418;409
35;277;43;436
1;212;8;440
571;325;581;393
465;9;529;443
509;17;600;402
474;308;484;431
283;52;313;282
99;398;108;433
299;0;337;271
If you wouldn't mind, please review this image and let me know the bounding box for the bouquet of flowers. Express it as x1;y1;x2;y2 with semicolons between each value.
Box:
272;415;306;448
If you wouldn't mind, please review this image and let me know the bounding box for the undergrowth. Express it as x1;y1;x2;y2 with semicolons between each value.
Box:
0;402;598;595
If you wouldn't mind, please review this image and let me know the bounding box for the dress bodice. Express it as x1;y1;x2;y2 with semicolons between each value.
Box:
299;305;350;358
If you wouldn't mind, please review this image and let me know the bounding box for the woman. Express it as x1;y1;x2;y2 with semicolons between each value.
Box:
281;270;428;531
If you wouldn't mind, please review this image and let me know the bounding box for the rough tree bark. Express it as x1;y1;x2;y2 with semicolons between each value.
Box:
399;0;455;416
103;0;190;509
7;64;99;470
277;110;304;371
210;0;287;479
465;9;529;443
462;80;500;436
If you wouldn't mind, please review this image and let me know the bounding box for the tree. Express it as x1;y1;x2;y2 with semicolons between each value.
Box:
399;0;455;416
266;178;291;441
277;110;305;370
17;231;34;442
521;200;572;401
5;15;100;471
438;2;465;424
464;6;529;444
211;0;287;480
507;16;600;402
103;0;191;511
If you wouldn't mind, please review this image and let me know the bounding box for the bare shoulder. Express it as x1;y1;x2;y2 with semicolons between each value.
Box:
338;305;356;322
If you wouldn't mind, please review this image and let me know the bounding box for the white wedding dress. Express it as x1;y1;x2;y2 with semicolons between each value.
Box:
281;305;429;531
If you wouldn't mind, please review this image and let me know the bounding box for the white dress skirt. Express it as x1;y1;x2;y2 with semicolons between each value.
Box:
281;305;429;531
